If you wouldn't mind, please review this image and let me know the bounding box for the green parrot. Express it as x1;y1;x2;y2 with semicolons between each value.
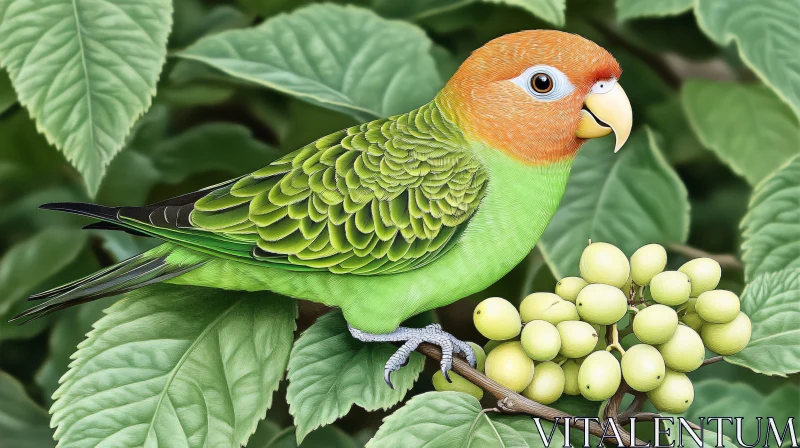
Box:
15;30;632;387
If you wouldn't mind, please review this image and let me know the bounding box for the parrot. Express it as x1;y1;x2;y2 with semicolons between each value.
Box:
13;30;632;387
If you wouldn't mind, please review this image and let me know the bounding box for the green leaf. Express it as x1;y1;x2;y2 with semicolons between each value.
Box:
247;420;284;448
539;129;690;278
683;80;800;185
286;311;424;444
0;0;173;196
741;154;800;280
50;284;297;448
616;0;692;21
0;68;15;115
695;0;800;119
262;426;360;448
0;370;55;447
367;391;564;447
483;0;565;26
0;228;87;316
151;123;283;183
725;269;800;376
645;97;705;165
177;4;441;121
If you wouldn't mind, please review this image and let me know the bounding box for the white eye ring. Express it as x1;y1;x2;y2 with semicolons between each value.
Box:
590;78;617;94
511;65;575;102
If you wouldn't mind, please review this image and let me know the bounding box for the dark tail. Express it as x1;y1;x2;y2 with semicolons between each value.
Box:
11;249;202;324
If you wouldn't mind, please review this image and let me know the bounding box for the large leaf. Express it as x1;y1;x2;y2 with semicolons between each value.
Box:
0;370;55;448
683;80;800;185
373;0;565;26
741;154;800;280
725;269;800;376
539;129;690;278
262;426;360;448
286;311;424;444
367;391;565;447
151;123;283;183
616;0;692;21
695;0;800;119
0;0;173;195
50;284;297;448
178;4;441;121
0;228;86;316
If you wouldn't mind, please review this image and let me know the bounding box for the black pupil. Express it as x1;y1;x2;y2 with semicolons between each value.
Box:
534;74;551;92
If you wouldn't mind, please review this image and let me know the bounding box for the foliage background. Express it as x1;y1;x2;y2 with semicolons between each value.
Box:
0;0;798;446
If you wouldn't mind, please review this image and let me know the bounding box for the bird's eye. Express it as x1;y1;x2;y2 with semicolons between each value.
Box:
531;73;553;93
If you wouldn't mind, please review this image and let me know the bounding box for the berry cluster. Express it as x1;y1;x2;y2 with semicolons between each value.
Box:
434;242;751;414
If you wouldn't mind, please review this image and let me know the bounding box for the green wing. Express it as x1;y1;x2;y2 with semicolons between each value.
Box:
122;102;488;275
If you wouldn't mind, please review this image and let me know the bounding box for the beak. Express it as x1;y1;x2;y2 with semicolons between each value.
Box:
576;83;633;153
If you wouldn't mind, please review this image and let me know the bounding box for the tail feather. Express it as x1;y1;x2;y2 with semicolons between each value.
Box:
12;252;203;323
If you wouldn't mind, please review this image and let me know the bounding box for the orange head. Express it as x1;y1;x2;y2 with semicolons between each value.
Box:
439;30;632;165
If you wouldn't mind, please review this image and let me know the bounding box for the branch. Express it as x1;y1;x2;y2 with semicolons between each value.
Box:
702;356;723;366
416;343;648;446
617;393;648;423
667;243;743;271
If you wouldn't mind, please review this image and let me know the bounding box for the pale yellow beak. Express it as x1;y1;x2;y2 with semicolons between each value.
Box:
575;83;633;153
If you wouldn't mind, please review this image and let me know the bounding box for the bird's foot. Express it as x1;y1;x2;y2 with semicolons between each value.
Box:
348;323;476;389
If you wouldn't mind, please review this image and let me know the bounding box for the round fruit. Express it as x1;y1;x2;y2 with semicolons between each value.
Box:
433;370;483;400
632;304;678;345
679;258;721;297
650;271;692;306
621;274;633;296
484;340;502;354
522;361;565;405
540;300;580;325
562;360;581;396
647;370;694;413
520;293;562;323
578;351;621;401
681;312;706;333
658;325;705;372
576;284;628;325
521;320;561;361
484;341;535;392
683;298;697;313
473;297;521;340
701;312;751;356
556;277;588;302
695;290;740;324
621;344;666;392
630;244;667;286
468;342;487;372
579;242;631;288
557;321;598;358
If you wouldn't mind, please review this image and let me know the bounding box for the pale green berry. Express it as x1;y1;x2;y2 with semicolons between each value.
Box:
485;341;534;393
484;340;502;354
681;312;706;333
556;277;588;303
576;284;628;325
679;258;721;297
701;312;751;356
650;271;692;306
519;292;562;323
647;370;694;413
522;361;565;405
562;360;581;396
683;298;697;313
473;297;521;340
557;321;598;358
658;325;705;372
580;242;631;288
695;290;740;324
578;351;621;401
433;370;483;400
630;244;667;286
621;344;666;392
632;304;678;345
468;342;487;372
621;274;633;297
540;300;580;326
521;320;561;361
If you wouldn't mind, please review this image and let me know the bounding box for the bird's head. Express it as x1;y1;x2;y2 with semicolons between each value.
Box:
440;30;632;165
